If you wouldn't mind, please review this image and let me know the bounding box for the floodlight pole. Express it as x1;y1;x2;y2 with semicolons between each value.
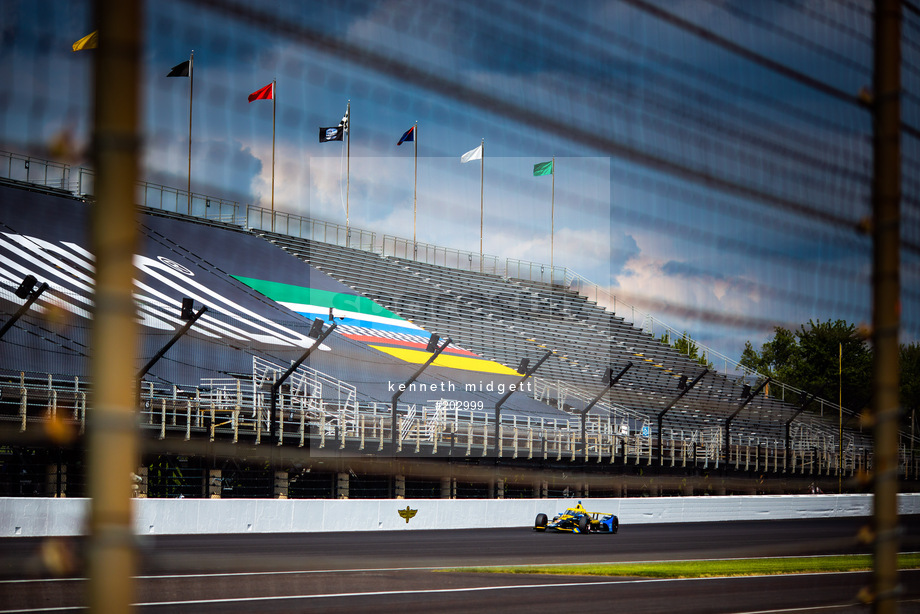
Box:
723;377;770;467
390;336;452;453
269;320;337;445
579;362;632;454
656;369;707;465
0;282;49;341
137;306;208;381
493;350;552;457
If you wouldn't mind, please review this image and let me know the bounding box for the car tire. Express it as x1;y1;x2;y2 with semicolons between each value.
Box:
577;515;589;534
534;513;548;531
611;516;619;534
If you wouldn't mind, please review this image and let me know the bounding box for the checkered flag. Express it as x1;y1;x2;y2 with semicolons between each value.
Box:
340;106;349;134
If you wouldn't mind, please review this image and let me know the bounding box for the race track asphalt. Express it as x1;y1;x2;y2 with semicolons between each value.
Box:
1;515;919;613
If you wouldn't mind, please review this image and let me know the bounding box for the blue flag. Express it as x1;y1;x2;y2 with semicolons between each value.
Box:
397;126;415;146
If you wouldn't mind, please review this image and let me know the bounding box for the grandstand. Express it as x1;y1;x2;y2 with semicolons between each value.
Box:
1;155;914;499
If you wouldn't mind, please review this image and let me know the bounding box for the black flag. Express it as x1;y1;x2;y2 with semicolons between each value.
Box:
319;126;345;142
167;60;190;77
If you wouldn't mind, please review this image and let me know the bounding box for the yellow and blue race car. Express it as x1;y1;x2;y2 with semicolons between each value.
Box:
534;502;619;534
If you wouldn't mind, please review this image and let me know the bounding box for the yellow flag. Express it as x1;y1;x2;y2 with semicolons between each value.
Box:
72;31;98;52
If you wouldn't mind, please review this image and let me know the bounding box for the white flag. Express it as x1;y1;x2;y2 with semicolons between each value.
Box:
461;143;483;163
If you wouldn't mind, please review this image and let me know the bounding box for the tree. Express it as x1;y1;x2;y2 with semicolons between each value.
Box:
740;326;798;382
901;342;920;443
659;331;712;368
795;319;871;412
745;328;920;443
741;320;871;412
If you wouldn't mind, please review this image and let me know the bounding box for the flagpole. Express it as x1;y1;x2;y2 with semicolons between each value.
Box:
346;100;351;247
272;80;278;231
186;51;194;216
479;138;484;273
413;121;418;256
550;155;555;281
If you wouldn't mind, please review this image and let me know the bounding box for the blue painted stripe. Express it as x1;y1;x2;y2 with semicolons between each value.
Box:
293;311;428;337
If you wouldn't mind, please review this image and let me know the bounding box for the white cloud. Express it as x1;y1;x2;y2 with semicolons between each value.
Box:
601;229;787;361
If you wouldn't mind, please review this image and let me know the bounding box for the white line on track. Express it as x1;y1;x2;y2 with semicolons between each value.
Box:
0;571;875;613
6;551;917;584
133;572;870;608
6;597;918;614
0;608;84;613
729;597;920;614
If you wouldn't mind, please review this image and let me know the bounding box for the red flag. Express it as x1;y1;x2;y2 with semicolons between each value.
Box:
248;82;273;103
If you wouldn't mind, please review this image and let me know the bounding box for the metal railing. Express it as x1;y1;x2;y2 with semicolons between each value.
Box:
249;206;377;250
1;151;70;191
381;235;500;274
136;180;244;224
505;258;567;286
1;368;899;479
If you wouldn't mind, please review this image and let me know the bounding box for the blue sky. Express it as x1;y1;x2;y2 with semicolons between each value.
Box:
1;0;916;367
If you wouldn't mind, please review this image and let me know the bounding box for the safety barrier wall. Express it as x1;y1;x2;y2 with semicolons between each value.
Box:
2;494;919;537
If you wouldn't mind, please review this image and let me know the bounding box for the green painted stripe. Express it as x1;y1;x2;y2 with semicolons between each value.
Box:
233;275;403;321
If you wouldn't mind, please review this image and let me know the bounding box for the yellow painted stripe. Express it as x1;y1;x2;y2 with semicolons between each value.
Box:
369;345;520;376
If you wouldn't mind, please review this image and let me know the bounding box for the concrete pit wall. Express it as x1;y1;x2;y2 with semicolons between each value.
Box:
2;494;918;537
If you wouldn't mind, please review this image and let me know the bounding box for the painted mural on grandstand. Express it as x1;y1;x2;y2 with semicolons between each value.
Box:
0;184;523;406
231;275;518;376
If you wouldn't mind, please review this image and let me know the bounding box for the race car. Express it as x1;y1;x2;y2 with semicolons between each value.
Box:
533;501;619;534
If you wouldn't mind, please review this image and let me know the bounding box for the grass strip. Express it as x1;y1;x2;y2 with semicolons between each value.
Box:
443;553;920;579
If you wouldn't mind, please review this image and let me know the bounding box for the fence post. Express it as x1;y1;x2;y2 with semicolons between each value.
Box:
320;411;326;449
159;399;165;440
299;406;306;448
79;392;86;435
19;373;27;432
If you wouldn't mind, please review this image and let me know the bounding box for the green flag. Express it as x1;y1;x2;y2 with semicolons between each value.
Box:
533;160;553;176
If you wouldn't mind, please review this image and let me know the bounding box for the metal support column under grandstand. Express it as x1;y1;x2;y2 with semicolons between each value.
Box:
579;363;632;454
0;275;49;340
785;393;815;470
268;319;337;445
137;302;208;380
492;350;552;457
657;370;707;466
390;334;451;454
724;378;771;468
